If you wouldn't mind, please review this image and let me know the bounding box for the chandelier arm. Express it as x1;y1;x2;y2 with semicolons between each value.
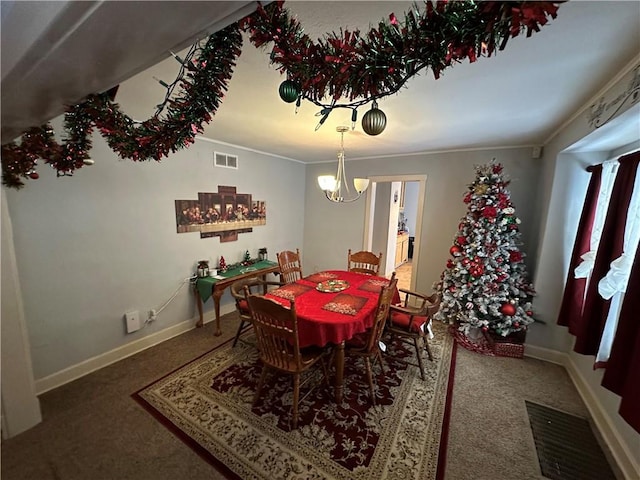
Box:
319;125;369;203
325;191;364;203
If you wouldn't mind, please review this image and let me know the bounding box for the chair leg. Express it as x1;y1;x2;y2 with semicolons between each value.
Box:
375;349;386;375
364;357;377;406
424;335;433;361
320;357;330;386
232;318;248;347
253;365;268;406
413;337;426;380
292;373;300;430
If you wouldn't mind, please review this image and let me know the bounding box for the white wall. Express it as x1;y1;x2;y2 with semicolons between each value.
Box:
371;182;392;274
402;180;420;236
3;126;306;382
304;147;541;296
1;190;42;436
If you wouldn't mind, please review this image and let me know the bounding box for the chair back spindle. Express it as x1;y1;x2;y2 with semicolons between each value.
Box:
347;249;383;276
277;249;303;284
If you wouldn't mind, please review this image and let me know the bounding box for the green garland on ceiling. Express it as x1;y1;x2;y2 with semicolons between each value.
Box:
0;1;561;189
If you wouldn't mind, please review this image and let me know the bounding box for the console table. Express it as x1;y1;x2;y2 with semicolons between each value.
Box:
194;260;280;335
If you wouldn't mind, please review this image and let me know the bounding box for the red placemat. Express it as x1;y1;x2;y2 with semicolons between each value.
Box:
322;294;368;316
269;283;313;301
304;272;340;283
358;278;391;293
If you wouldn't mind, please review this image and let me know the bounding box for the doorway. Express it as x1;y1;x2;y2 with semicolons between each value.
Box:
362;174;427;292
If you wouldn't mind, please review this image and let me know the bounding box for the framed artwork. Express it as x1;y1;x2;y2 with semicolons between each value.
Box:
174;186;266;242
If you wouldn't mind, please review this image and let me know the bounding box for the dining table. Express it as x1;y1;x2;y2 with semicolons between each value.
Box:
265;270;400;403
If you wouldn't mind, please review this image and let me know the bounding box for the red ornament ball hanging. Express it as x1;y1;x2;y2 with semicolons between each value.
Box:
500;303;516;316
28;172;39;179
449;245;462;256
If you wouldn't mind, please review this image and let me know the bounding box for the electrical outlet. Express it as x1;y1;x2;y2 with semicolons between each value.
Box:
148;309;157;322
125;311;140;333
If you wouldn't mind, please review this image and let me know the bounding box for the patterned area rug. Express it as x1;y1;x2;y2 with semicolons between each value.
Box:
133;322;456;480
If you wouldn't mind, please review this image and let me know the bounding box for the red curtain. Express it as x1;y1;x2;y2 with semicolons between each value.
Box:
600;245;640;433
573;152;640;355
557;165;602;333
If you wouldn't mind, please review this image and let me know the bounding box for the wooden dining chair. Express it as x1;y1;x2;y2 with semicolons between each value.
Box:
246;293;329;430
347;249;383;275
344;273;397;405
385;289;441;380
229;277;283;347
276;248;303;284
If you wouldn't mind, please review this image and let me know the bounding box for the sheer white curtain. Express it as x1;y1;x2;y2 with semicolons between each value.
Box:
596;165;640;363
573;159;619;302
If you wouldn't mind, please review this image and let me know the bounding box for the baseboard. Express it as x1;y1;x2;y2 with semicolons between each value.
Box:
525;345;639;480
34;304;235;395
523;343;567;366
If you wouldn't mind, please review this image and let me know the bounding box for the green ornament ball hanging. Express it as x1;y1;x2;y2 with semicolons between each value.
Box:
278;80;300;103
361;102;387;136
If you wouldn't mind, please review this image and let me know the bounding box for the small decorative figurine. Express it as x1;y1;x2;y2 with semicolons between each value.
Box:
197;260;210;278
241;250;251;266
218;256;227;272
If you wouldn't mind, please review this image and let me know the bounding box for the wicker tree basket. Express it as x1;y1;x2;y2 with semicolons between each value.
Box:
483;330;526;358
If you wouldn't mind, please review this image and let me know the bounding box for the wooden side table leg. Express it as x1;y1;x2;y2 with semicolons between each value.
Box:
334;341;345;404
212;290;224;336
195;288;204;328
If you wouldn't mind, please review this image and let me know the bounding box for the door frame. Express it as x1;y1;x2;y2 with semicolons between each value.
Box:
362;174;427;291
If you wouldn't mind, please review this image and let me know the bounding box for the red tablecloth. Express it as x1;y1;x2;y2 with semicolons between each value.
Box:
265;270;399;348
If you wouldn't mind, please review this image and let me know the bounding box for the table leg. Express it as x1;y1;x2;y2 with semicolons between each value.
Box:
195;288;204;328
212;290;224;336
334;341;345;404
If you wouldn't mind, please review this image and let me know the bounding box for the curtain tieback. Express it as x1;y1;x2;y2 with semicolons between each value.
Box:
598;253;632;299
574;251;597;278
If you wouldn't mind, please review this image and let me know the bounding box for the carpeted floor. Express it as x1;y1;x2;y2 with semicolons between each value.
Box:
0;312;617;480
133;321;454;479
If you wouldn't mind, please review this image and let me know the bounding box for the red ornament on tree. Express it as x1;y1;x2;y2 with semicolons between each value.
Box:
29;172;39;179
500;303;516;316
449;245;462;256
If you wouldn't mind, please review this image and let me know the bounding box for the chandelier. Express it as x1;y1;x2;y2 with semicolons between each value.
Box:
317;126;370;203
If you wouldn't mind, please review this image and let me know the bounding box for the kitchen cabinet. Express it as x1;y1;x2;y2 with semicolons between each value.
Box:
395;232;409;267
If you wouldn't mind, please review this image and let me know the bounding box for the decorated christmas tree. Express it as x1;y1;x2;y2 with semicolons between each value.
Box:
434;160;535;338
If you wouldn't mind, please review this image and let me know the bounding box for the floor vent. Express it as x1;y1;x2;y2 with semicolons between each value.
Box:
525;401;617;480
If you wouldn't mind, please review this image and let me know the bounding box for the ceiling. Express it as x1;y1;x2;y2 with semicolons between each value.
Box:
2;1;639;164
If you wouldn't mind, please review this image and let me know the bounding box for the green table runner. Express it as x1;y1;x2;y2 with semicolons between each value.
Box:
195;260;278;302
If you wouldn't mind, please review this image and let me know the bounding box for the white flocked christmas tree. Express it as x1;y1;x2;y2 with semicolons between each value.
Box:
434;160;536;338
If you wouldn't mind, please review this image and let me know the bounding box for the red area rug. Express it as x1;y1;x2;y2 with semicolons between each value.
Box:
133;322;456;480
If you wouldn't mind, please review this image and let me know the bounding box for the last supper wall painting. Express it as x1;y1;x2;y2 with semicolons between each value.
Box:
175;186;266;242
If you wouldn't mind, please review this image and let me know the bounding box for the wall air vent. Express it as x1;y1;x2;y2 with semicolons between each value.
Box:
214;152;238;169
